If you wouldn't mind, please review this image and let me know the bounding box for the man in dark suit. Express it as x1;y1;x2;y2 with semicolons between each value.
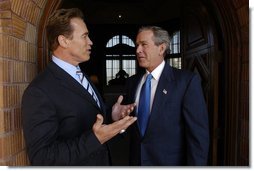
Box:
21;8;137;166
124;26;209;166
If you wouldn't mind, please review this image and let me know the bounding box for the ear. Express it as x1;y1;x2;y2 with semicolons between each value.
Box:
58;35;70;48
159;43;166;56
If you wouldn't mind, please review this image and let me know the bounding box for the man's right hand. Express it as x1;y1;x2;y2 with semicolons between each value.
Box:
92;114;137;144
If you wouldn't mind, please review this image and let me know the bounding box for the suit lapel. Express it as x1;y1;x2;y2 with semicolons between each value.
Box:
146;64;175;135
47;62;104;113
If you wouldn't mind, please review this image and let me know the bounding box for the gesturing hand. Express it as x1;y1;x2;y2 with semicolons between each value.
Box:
112;95;136;121
93;114;137;144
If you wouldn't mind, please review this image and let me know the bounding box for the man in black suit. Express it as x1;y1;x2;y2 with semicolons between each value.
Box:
21;8;137;166
124;26;209;165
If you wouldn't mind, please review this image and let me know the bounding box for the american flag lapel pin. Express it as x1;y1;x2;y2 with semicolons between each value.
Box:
163;89;167;94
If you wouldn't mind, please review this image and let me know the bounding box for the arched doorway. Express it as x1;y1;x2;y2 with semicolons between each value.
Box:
0;0;247;166
32;0;249;165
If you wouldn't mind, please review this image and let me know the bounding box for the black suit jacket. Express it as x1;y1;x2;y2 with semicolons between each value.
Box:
22;61;110;166
124;63;209;166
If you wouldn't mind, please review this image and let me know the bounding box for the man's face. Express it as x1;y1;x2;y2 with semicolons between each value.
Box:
136;30;165;72
67;17;93;65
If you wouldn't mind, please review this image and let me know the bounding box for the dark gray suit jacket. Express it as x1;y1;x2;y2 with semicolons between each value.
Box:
124;63;209;166
22;61;110;166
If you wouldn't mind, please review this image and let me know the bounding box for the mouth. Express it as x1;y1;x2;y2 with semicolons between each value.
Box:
138;56;145;60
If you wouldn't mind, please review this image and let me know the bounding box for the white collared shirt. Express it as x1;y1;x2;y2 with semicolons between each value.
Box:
135;60;165;112
52;56;80;83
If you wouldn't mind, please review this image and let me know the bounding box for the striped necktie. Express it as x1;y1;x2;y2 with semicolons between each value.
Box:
76;70;100;108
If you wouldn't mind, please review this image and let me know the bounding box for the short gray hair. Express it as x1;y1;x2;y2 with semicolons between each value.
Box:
138;26;171;56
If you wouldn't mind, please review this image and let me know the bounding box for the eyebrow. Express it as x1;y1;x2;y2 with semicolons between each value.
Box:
136;40;147;44
81;32;89;37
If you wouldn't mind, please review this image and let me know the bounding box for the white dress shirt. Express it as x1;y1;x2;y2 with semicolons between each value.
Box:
135;60;165;112
52;55;80;83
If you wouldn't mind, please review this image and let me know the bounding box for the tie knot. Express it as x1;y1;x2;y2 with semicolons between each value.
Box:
146;73;152;82
76;70;84;82
76;70;82;74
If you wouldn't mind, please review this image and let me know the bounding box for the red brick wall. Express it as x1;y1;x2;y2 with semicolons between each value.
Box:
0;0;47;166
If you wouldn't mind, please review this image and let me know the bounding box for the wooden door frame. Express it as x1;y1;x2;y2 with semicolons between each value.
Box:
211;0;242;165
38;0;62;73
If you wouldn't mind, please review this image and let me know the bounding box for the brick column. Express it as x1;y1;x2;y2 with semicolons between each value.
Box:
0;0;47;166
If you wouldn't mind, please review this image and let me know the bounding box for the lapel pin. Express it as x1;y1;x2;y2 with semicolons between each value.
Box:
163;89;167;94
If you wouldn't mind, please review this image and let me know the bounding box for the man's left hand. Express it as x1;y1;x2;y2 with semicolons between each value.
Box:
112;95;136;121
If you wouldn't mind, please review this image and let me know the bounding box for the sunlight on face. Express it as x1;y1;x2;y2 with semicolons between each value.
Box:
136;30;165;72
68;18;93;65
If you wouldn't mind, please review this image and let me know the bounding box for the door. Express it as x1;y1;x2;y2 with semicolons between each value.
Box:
182;0;224;165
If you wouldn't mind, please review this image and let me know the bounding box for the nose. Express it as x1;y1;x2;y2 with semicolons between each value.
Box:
88;36;93;45
136;45;141;54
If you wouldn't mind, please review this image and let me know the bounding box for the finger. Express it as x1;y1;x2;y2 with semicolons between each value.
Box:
116;95;123;104
126;103;136;111
94;114;104;128
122;116;137;130
116;116;137;130
131;103;136;109
121;109;130;117
105;116;137;136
